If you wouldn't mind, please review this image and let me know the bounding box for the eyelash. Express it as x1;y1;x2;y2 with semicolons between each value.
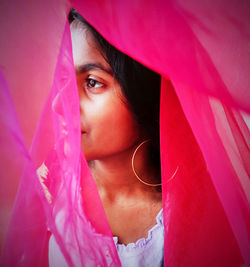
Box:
84;78;105;91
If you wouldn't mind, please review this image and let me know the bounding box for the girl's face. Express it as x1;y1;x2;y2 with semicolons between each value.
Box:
70;22;140;160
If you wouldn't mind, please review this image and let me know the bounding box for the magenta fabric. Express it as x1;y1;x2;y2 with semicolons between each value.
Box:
0;0;249;266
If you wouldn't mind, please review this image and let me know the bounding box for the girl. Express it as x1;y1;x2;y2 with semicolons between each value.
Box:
1;2;248;266
48;8;165;267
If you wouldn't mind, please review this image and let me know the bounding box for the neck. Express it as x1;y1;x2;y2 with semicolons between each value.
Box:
88;142;159;200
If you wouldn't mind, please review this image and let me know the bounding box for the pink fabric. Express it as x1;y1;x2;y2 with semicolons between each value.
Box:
0;0;249;266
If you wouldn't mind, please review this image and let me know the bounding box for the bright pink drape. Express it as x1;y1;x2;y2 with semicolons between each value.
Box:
0;0;249;266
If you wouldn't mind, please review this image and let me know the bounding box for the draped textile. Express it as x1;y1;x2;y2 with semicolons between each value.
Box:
0;0;249;266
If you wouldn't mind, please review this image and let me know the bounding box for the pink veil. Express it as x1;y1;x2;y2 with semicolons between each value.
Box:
0;0;249;266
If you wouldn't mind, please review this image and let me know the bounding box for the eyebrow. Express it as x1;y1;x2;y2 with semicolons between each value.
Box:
75;63;113;76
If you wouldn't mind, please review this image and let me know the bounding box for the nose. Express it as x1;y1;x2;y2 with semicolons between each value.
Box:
78;85;85;113
79;96;85;130
78;89;88;133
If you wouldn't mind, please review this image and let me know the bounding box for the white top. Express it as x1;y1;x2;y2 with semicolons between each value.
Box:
48;209;164;267
113;208;164;267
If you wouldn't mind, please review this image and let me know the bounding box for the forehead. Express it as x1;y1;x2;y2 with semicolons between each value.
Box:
70;21;109;69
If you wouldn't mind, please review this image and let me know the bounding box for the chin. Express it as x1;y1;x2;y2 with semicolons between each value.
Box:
81;147;99;161
82;149;93;161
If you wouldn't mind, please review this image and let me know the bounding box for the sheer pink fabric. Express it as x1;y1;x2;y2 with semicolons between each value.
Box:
0;0;249;266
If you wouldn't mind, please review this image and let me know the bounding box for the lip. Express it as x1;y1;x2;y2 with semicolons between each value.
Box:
81;130;87;134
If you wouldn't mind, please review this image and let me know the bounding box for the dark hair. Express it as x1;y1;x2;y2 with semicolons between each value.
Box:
69;9;161;181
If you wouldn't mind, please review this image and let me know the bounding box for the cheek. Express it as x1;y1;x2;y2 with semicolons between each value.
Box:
103;102;138;143
96;95;139;144
82;93;140;158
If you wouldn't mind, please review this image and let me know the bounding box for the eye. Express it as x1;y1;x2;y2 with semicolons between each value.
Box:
85;78;105;91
